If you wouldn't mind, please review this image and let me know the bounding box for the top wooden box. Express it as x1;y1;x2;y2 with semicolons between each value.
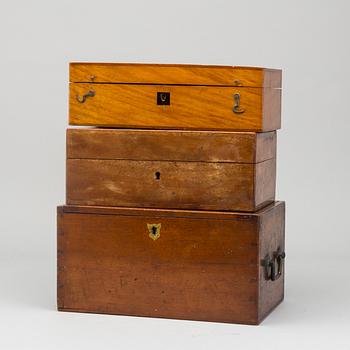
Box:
69;63;281;131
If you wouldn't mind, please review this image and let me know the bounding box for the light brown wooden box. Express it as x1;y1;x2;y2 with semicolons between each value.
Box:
66;128;276;212
57;201;285;325
69;63;281;131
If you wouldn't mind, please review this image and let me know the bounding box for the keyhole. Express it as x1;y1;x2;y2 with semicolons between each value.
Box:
151;226;157;235
155;171;161;180
157;92;170;105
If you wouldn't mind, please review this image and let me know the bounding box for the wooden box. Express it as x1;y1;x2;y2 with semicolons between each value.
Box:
66;128;276;212
57;201;285;325
69;63;281;131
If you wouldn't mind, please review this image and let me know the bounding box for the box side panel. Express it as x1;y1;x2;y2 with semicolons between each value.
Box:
67;128;259;163
254;158;276;210
262;88;282;131
263;69;282;89
58;210;259;324
258;202;285;322
255;131;276;163
57;207;65;310
69;84;265;131
66;159;256;211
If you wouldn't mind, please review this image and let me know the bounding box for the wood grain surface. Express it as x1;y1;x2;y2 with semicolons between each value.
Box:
67;128;276;163
70;63;282;88
57;201;285;324
61;200;281;219
255;159;277;207
258;201;285;322
66;129;276;212
69;84;281;131
66;158;275;212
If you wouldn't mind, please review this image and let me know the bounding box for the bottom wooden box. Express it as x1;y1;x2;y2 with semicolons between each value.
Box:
57;202;285;325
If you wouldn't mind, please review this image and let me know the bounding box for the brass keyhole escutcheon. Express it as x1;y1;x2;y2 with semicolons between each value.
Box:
157;92;170;105
147;223;161;241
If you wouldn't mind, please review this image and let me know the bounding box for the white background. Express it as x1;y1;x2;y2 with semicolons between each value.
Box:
0;0;349;349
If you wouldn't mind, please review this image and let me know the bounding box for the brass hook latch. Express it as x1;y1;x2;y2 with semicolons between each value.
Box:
232;93;245;114
76;90;95;103
262;248;286;281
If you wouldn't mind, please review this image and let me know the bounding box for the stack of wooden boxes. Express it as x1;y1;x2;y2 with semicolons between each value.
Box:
57;63;285;325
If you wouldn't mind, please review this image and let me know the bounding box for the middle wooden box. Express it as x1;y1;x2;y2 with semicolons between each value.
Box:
66;129;276;212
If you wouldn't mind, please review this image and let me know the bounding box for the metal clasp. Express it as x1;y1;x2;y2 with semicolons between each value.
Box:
262;248;286;281
232;93;245;114
76;90;95;103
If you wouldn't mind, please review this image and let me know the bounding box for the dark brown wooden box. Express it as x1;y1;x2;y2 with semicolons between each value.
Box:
66;128;276;212
57;201;285;325
69;63;281;131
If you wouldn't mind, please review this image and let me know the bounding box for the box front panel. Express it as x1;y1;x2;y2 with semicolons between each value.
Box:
57;208;259;324
69;84;275;131
66;159;261;211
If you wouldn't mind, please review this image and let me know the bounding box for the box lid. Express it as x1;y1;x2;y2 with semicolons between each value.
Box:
70;63;282;88
67;129;276;164
60;201;284;220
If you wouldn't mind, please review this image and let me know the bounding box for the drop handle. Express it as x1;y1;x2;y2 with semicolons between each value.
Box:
262;248;286;281
76;90;95;103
